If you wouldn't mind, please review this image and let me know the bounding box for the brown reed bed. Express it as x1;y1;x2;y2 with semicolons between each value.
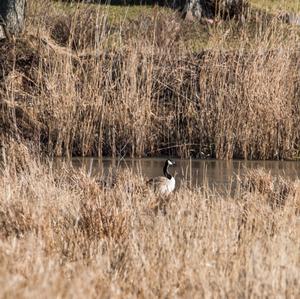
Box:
1;1;300;160
0;142;300;297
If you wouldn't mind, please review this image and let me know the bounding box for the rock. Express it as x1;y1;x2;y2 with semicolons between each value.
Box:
0;26;5;40
183;0;248;22
278;12;300;26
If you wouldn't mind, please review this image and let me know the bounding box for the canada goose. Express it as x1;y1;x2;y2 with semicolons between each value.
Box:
147;159;176;195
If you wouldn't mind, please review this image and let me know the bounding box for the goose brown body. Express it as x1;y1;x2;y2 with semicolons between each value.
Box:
147;160;175;195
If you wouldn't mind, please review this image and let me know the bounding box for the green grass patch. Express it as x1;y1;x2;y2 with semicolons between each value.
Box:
47;1;300;52
52;2;174;24
250;0;300;13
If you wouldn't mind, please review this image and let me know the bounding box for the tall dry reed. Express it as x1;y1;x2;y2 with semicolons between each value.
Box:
1;1;300;159
0;142;300;297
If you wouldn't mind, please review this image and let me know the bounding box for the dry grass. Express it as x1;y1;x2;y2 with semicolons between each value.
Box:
1;2;300;296
0;1;300;159
0;143;300;297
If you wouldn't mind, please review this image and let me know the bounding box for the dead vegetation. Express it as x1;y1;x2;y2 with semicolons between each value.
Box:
1;2;300;296
241;168;298;208
0;1;300;159
0;143;300;297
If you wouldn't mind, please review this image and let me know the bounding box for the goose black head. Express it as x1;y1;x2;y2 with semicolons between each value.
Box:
163;159;175;179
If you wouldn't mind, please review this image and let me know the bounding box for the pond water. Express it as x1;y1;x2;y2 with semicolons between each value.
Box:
67;158;300;191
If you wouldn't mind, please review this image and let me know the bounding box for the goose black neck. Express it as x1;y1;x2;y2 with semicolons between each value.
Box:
163;162;172;180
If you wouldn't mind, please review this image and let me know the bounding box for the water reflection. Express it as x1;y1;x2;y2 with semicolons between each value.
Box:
67;158;300;191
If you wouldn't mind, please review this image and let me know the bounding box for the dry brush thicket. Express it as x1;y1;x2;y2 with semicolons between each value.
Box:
1;1;300;159
0;142;300;297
